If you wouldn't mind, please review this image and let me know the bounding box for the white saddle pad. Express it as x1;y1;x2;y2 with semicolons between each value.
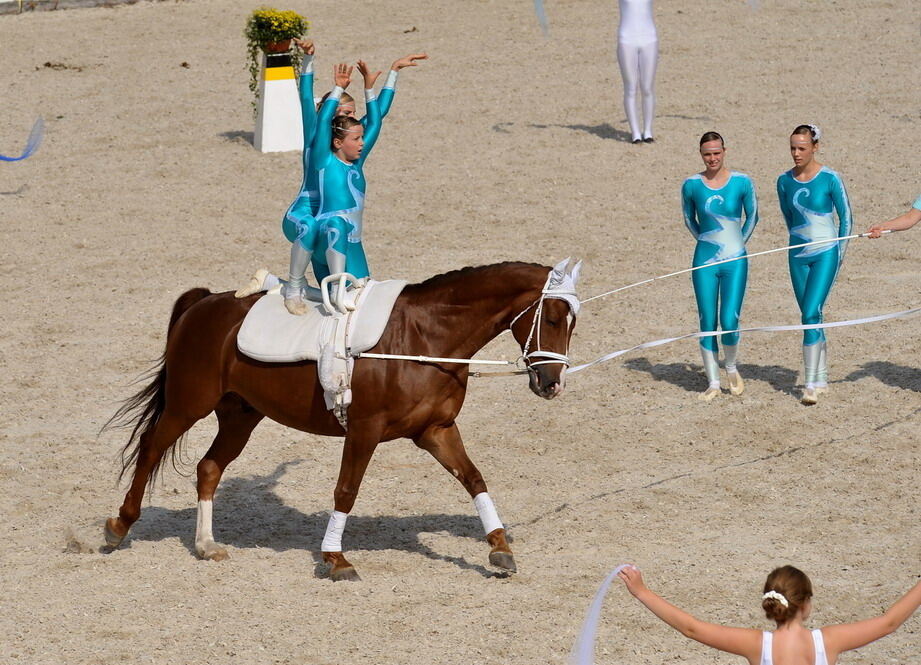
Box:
237;279;407;363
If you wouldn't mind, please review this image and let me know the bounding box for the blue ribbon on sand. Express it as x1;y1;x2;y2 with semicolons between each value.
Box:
0;117;44;162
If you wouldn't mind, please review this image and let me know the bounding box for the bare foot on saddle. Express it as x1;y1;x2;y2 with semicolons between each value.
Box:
285;294;310;316
235;268;270;298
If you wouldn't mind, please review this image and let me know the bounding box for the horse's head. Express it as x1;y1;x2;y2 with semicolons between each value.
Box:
510;258;582;400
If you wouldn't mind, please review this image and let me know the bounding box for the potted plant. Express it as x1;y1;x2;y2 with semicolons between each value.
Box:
244;7;310;112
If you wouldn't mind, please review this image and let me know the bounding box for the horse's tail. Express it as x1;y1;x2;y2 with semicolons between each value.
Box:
102;288;211;487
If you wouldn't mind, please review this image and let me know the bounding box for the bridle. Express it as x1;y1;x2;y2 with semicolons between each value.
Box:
509;270;579;374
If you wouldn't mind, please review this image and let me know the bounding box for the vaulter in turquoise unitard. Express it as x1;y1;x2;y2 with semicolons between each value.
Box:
299;63;386;312
235;46;428;314
777;124;853;405
682;132;759;401
279;59;380;314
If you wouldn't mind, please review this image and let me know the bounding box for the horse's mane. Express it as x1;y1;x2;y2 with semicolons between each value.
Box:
404;261;547;293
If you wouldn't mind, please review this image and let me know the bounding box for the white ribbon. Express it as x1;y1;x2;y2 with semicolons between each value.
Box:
568;307;921;375
580;232;890;305
569;564;633;665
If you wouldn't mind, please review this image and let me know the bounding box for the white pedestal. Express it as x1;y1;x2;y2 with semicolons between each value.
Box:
254;52;304;153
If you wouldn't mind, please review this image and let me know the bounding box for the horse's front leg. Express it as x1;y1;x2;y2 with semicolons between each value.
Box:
322;430;379;581
414;423;516;573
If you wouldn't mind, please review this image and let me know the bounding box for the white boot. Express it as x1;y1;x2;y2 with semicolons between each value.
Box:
698;348;721;401
283;243;312;316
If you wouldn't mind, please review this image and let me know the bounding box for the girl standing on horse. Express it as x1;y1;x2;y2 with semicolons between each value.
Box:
237;42;427;313
619;564;921;664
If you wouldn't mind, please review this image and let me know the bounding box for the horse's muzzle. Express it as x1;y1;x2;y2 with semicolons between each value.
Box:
529;367;566;400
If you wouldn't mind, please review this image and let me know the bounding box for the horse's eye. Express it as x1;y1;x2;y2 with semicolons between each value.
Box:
546;319;558;328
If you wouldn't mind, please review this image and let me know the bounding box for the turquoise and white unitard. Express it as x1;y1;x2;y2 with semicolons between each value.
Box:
682;171;759;383
777;166;853;386
309;86;382;283
914;194;921;211
281;54;319;247
282;65;399;250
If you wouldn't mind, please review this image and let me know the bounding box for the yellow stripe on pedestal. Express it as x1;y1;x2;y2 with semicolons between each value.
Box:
264;66;295;81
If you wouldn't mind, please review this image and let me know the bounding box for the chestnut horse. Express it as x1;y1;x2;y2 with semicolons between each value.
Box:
104;260;581;580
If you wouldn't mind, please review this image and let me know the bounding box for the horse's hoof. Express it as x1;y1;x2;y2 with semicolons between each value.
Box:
103;518;126;549
330;565;361;582
489;550;517;572
198;545;230;562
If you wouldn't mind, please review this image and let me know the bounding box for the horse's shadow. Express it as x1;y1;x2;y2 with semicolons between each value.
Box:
844;361;921;392
624;357;800;395
124;460;502;578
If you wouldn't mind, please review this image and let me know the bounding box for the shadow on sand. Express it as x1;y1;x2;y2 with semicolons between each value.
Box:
844;361;921;393
219;130;255;146
113;460;503;578
624;357;800;395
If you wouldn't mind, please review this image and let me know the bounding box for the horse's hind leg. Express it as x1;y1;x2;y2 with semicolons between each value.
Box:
194;394;264;561
105;411;200;548
413;423;516;573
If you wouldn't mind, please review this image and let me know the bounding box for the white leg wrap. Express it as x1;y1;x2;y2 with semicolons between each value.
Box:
473;492;503;535
321;510;348;552
195;500;215;551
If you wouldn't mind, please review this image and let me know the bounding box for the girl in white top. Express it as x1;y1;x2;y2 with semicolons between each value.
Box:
618;564;921;664
616;0;658;143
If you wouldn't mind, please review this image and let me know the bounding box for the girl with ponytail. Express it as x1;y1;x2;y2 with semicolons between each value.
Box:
618;564;920;664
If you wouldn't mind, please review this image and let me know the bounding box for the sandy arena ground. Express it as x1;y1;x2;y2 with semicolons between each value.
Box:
1;1;919;663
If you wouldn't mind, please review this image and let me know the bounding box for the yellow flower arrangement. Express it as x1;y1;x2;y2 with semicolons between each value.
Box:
244;7;310;113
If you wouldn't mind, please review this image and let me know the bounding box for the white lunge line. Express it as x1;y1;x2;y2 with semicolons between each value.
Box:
580;231;892;305
567;307;921;375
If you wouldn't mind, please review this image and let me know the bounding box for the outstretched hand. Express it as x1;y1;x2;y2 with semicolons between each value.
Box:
617;565;647;597
294;38;314;55
356;60;382;89
866;223;887;239
391;53;428;71
333;62;353;89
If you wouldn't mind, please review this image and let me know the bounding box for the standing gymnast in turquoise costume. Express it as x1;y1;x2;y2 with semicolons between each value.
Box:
682;132;759;401
777;124;853;405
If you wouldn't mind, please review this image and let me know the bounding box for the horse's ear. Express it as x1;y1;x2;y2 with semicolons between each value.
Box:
570;259;583;284
552;257;571;276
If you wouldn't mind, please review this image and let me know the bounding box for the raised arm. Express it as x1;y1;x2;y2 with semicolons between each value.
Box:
830;172;853;260
682;180;700;239
309;63;352;171
619;567;761;660
293;39;316;171
376;53;428;119
740;176;759;245
822;579;921;659
355;60;382;164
